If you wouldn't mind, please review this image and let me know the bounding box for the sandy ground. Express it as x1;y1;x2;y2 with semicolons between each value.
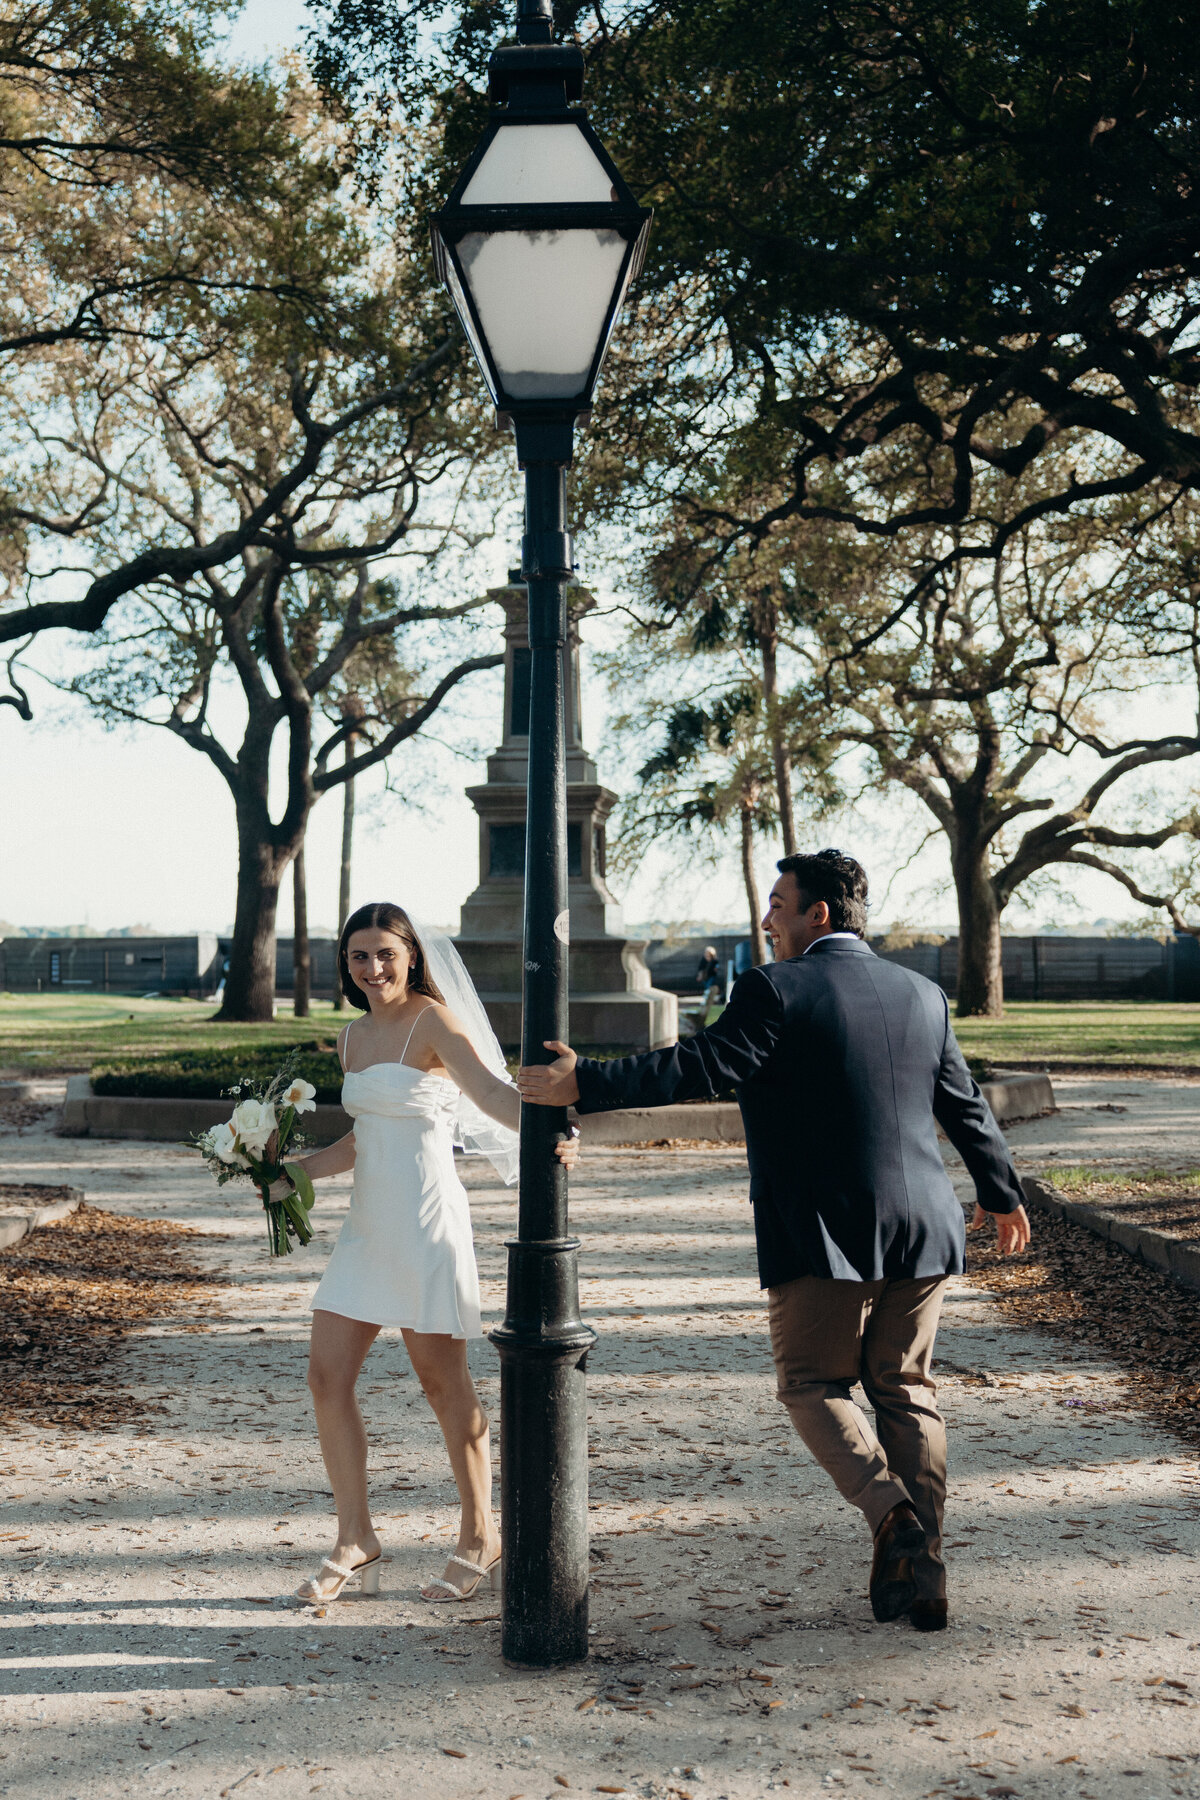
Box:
0;1076;1199;1800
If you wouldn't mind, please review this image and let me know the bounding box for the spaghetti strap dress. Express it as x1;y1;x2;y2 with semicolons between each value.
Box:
308;1012;483;1339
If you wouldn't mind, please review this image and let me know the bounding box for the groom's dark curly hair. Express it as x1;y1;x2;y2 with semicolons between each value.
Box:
777;848;869;937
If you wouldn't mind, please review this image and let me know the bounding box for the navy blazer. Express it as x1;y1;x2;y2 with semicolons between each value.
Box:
574;936;1025;1288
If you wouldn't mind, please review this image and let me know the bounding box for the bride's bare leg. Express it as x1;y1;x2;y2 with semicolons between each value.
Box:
301;1309;382;1597
403;1330;498;1599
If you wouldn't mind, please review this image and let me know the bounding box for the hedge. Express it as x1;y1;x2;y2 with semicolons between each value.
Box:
91;1045;344;1105
90;1040;989;1104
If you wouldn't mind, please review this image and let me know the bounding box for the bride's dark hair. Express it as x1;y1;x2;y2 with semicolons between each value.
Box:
337;902;446;1010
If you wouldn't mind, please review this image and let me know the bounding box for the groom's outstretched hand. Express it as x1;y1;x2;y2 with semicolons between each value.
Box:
517;1040;581;1107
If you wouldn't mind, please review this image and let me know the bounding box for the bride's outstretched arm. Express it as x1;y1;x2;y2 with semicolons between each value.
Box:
426;1006;580;1168
428;1009;521;1131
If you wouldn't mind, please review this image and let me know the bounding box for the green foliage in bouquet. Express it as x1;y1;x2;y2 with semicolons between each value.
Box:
192;1057;322;1256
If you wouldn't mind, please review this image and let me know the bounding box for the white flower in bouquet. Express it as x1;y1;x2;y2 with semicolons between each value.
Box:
193;1057;318;1257
207;1120;249;1165
231;1097;277;1155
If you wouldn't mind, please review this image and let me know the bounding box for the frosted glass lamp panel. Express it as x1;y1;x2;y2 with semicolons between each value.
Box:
461;124;615;205
460;228;627;399
589;249;640;396
442;251;498;399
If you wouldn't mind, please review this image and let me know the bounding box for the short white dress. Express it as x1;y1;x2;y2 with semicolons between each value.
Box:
308;1023;483;1340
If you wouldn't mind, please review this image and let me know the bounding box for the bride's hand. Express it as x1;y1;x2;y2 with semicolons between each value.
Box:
554;1127;582;1171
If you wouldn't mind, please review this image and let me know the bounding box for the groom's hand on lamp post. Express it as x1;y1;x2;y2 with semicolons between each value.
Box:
518;1041;581;1108
969;1202;1032;1255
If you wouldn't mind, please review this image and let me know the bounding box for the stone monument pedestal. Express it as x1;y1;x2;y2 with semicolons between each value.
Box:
455;578;677;1052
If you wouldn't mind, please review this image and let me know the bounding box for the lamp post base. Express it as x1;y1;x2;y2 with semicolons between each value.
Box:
492;1235;596;1667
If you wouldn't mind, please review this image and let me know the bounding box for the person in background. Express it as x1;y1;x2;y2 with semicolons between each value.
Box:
696;944;724;1017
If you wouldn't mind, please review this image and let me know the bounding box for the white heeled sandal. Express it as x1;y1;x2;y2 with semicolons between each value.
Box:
422;1552;501;1603
295;1552;382;1604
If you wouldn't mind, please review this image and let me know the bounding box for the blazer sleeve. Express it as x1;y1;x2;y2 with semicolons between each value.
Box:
574;966;785;1113
932;1013;1026;1215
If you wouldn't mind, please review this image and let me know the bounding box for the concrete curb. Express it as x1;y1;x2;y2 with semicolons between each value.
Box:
59;1069;1054;1147
1022;1173;1200;1294
60;1076;352;1146
579;1071;1054;1145
0;1185;85;1250
0;1080;40;1102
577;1102;746;1144
982;1070;1056;1124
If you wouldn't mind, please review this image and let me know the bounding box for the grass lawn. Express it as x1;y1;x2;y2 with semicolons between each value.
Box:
953;1000;1200;1071
1;993;1197;1078
686;997;1200;1072
0;993;345;1075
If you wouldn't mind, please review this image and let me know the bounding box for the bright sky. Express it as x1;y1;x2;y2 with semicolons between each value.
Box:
225;0;314;61
0;1;1174;943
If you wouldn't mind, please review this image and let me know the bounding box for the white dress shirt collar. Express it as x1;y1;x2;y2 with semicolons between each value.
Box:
802;931;863;955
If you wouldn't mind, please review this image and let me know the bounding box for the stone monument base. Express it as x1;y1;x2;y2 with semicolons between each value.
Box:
481;987;677;1054
454;577;678;1054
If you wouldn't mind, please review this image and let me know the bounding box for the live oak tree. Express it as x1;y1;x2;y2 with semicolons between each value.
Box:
65;548;501;1021
0;5;487;674
21;84;507;1020
310;0;1200;619
307;0;1200;1011
0;0;318;683
763;495;1200;1015
0;0;290;353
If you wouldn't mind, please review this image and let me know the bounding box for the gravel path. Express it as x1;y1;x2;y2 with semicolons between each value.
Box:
0;1079;1198;1800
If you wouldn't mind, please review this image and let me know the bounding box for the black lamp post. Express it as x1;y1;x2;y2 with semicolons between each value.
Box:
432;0;650;1666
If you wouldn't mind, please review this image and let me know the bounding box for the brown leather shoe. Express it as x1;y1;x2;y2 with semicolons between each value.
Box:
910;1595;948;1632
869;1503;925;1622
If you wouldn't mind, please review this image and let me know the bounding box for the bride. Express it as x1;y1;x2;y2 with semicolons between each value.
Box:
270;900;578;1605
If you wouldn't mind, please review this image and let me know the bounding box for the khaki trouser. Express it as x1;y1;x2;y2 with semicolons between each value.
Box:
767;1274;949;1600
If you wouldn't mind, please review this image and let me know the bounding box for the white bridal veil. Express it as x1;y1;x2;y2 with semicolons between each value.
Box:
411;916;520;1187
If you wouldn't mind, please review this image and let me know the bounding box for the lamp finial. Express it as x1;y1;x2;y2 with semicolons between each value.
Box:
516;0;554;44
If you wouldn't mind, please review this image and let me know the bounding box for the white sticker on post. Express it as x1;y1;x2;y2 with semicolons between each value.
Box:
553;909;571;945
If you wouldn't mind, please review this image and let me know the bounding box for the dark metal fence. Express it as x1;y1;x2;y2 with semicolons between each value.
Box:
645;932;1200;1002
0;933;345;1000
0;934;223;996
274;937;340;999
4;928;1197;1002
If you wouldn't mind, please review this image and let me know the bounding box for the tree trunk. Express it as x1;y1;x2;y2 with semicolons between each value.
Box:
215;818;287;1023
292;839;310;1018
332;729;357;1013
953;838;1004;1016
760;624;797;857
740;799;769;966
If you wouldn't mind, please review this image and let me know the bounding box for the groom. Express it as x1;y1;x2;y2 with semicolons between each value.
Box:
518;848;1031;1631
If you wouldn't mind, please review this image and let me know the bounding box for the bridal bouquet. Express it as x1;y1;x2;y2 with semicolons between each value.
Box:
194;1063;318;1256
